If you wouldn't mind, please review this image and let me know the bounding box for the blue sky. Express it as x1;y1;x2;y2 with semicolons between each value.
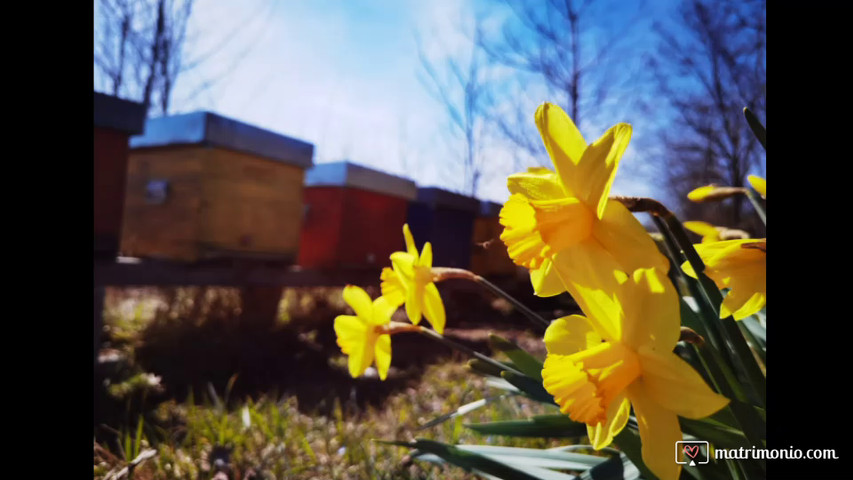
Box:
95;0;689;203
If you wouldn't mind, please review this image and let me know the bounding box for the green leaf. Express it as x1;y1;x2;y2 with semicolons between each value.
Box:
743;107;766;150
383;439;554;480
485;377;522;392
489;334;544;382
613;427;657;480
680;417;749;449
501;370;556;405
419;394;515;431
466;414;587;438
469;358;514;378
578;453;641;480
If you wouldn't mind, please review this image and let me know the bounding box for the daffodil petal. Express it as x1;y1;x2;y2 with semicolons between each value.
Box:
627;382;683;480
506;167;566;200
576;123;632;218
686;239;766;320
405;283;423;325
619;268;680;352
342;285;373;320
420;242;433;268
374;334;391;380
403;224;418;257
747;175;766;197
334;315;365;355
637;347;730;419
681;259;697;278
390;252;416;284
334;314;373;378
551;243;623;342
371;296;396;326
535;102;586;199
529;259;566;297
587;395;630;450
592;199;669;273
380;267;406;307
543;314;599;356
721;288;765;320
687;185;716;202
421;282;446;334
684;221;721;243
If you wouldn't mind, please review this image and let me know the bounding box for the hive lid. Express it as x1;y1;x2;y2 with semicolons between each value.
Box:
130;111;314;168
479;200;504;217
415;187;480;213
304;161;417;200
93;92;146;134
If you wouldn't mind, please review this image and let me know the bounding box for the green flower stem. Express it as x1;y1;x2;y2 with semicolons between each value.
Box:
432;268;551;329
738;321;766;366
720;317;767;406
416;326;526;377
745;189;766;225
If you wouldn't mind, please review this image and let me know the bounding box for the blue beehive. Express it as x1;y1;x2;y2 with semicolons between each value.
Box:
406;187;480;268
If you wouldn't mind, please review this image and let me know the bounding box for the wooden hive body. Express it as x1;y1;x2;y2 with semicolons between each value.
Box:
299;161;416;269
406;187;479;269
94;92;146;257
120;112;314;263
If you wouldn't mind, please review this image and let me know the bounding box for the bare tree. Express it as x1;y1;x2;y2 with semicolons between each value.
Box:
95;0;195;115
94;0;271;116
651;0;766;232
417;19;494;197
477;0;647;160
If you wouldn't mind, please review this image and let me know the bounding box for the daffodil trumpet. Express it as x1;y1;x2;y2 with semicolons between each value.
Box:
541;267;729;480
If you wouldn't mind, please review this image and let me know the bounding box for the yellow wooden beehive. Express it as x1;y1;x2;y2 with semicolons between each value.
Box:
120;112;314;263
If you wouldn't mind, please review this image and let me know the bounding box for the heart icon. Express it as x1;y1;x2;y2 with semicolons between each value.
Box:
683;445;699;459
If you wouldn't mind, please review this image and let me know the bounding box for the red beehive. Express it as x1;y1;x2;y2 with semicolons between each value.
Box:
298;161;416;269
94;92;146;258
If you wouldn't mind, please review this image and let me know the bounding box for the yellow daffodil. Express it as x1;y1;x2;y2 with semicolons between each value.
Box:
334;285;397;380
748;175;766;198
684;221;750;244
684;221;721;243
687;185;718;202
381;224;446;334
499;102;668;307
682;239;766;320
541;267;729;480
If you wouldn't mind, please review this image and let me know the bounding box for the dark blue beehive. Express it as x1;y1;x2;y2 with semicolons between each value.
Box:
407;187;479;268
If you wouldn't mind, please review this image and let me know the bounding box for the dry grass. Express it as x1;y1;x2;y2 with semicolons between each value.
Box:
94;285;574;479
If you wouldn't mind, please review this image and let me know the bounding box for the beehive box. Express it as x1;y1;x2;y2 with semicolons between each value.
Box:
470;200;518;276
94;92;146;257
121;112;314;262
298;161;416;269
407;187;479;269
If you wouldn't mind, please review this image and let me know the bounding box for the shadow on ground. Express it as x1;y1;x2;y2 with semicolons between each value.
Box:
94;277;579;440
